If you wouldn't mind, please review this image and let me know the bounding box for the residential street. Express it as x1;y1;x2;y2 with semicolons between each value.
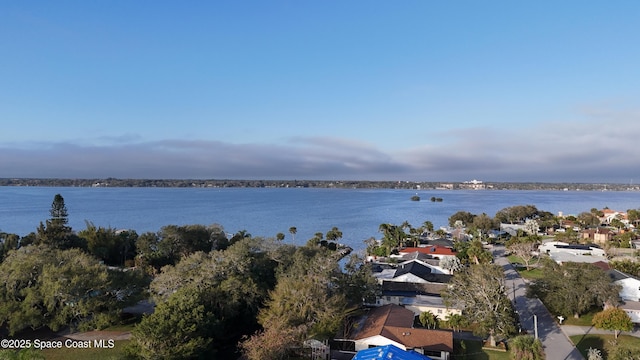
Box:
493;245;584;360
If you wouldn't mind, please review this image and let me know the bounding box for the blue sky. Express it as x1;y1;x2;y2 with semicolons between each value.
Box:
1;1;639;182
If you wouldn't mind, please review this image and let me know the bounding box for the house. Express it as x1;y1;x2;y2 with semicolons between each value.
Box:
538;241;606;257
373;260;453;284
608;269;640;302
581;228;615;245
351;304;453;360
599;209;628;225
376;281;461;319
352;344;433;360
619;301;640;324
604;269;640;324
398;252;448;272
399;246;457;260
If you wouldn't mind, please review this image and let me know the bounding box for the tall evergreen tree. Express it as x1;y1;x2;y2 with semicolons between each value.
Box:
36;194;84;250
50;194;68;226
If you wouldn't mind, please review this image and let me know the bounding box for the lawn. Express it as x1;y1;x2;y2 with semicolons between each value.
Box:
515;267;545;280
453;339;510;360
42;340;130;360
561;309;597;326
570;334;640;359
506;255;539;267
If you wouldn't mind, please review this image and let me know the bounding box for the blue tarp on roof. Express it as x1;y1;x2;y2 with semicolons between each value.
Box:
352;345;433;360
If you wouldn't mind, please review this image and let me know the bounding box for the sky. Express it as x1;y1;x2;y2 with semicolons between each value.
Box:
1;1;639;183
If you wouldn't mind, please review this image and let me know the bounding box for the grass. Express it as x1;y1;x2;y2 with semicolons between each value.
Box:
506;255;540;266
561;309;597;326
42;340;130;360
570;334;640;359
453;339;511;360
515;267;545;280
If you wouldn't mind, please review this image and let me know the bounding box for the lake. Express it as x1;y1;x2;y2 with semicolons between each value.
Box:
1;187;640;253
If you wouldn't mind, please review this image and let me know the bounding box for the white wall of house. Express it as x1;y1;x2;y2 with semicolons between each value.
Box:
624;309;640;324
538;241;606;257
393;273;428;283
354;336;448;360
404;303;461;320
409;259;448;275
354;336;405;352
616;278;640;302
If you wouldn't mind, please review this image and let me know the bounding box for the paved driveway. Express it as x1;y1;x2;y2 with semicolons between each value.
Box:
493;245;584;360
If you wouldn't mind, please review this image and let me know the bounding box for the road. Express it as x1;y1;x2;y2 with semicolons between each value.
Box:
493;245;584;360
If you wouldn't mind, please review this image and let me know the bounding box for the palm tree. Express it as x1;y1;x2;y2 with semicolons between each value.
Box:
288;227;297;242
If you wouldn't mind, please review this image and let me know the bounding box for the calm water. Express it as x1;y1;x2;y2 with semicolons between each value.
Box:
2;187;640;252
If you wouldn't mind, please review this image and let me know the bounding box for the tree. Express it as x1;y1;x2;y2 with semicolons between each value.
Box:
36;194;84;250
627;209;640;227
509;335;544;360
422;220;434;233
523;219;540;235
419;311;439;329
244;246;354;359
610;218;626;231
445;313;467;332
79;222;137;266
448;211;475;228
466;239;493;264
130;287;213;359
608;344;640;360
443;264;517;346
577;212;600;228
134;224;226;271
289;227;297;242
0;231;20;261
276;232;285;241
378;223;407;254
554;227;579;243
609;259;640;277
326;226;343;245
0;245;147;335
472;213;498;240
528;259;620;318
139;237;279;358
591;307;633;339
50;194;68;225
495;205;540;224
506;236;538;270
440;256;463;274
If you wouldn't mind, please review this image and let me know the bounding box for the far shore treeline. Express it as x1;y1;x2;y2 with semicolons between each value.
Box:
1;178;638;191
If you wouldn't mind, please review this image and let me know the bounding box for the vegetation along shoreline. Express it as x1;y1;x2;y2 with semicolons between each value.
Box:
1;178;639;191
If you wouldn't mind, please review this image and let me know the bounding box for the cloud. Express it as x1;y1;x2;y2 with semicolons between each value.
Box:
399;108;640;182
1;108;639;182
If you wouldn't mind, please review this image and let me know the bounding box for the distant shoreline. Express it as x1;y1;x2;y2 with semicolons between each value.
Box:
1;178;638;191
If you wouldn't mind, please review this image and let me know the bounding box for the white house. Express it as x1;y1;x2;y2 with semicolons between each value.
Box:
402;295;461;320
608;269;640;302
620;301;640;324
539;241;606;258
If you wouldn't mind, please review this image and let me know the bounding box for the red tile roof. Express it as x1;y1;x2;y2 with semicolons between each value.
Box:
400;246;456;256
